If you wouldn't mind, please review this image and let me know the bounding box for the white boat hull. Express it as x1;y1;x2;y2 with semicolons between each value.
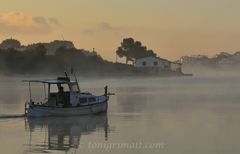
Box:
26;101;108;117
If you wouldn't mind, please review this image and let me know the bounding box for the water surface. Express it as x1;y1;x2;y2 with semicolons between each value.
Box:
0;75;240;154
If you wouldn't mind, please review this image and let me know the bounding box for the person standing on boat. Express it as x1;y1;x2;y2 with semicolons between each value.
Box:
104;86;108;96
57;86;68;107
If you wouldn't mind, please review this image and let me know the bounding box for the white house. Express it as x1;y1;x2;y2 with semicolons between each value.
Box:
170;62;182;72
135;56;182;72
134;56;170;70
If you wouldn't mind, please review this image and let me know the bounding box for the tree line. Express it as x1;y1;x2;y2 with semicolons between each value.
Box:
0;44;133;76
0;37;179;76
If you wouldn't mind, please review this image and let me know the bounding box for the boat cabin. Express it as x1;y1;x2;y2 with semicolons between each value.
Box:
46;77;79;107
24;77;99;108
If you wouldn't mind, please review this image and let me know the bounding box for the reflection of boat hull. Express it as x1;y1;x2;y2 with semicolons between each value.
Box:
25;113;109;152
26;100;108;117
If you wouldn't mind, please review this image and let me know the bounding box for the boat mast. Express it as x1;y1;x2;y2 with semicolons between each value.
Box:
73;71;80;92
69;68;80;92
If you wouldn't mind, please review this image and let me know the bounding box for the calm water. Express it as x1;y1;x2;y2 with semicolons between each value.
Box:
0;75;240;154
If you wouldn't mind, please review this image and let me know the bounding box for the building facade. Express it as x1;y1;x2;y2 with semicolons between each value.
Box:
135;56;182;72
135;56;170;70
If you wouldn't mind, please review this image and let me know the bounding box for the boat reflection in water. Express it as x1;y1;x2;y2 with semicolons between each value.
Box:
25;113;109;153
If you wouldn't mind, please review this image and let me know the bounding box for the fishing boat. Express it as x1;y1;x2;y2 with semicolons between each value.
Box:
23;73;113;117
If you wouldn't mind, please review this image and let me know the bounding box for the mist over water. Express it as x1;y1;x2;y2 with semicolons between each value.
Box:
0;74;240;154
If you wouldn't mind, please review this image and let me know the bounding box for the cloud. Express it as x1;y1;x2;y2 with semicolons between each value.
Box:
48;17;60;26
98;22;118;31
0;11;61;35
83;22;123;35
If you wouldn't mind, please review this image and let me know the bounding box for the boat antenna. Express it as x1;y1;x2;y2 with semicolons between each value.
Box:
71;67;80;92
61;34;65;41
64;71;69;78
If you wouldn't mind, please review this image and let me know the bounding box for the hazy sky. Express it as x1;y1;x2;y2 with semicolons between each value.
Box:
1;0;240;61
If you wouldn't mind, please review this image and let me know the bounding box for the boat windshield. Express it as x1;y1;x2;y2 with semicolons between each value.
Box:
60;84;70;92
49;84;70;93
49;84;58;93
70;83;79;92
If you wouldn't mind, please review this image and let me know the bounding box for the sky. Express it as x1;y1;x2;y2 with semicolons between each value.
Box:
1;0;240;61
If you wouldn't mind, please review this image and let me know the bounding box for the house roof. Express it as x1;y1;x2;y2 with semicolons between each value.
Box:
170;61;182;65
136;56;169;62
135;56;182;65
23;79;77;84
